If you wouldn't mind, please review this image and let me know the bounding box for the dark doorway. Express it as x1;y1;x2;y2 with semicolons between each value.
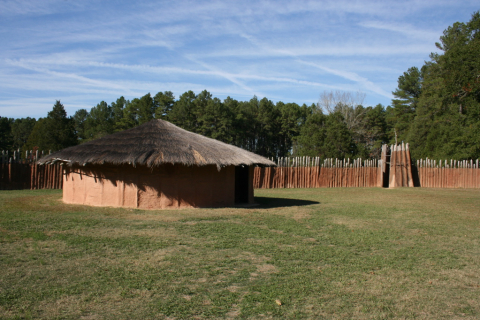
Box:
383;161;390;188
235;166;249;203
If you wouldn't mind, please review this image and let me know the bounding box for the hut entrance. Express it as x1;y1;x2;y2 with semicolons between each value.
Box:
235;166;249;203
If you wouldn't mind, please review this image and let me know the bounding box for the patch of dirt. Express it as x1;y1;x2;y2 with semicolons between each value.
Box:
0;227;18;235
256;263;277;273
225;305;241;319
131;247;184;268
64;227;179;239
331;216;372;229
227;285;240;293
293;211;311;221
120;213;183;222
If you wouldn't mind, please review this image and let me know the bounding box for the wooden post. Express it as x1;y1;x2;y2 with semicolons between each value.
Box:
405;143;414;187
389;145;396;188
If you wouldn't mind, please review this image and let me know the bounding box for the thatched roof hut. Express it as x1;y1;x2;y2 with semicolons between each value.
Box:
39;119;275;209
39;119;275;169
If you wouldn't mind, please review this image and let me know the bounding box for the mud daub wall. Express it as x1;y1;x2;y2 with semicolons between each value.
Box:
63;164;236;209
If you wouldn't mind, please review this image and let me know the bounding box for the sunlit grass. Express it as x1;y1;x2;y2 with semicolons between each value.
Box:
1;188;479;319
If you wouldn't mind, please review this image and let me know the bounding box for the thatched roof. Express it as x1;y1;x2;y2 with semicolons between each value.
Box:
38;119;276;168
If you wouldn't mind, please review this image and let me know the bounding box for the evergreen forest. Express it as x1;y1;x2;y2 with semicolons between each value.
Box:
1;12;479;161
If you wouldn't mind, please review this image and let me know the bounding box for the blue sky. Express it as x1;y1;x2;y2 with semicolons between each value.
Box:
0;0;478;119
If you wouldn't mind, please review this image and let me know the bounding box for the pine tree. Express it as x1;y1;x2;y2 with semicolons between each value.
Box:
45;101;77;150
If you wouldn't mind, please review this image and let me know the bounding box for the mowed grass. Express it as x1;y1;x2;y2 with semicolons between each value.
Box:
1;188;480;319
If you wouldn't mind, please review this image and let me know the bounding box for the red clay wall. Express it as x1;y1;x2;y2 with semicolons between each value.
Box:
63;164;237;209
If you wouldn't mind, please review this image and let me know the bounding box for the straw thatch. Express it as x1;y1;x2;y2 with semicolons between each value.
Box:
38;119;275;169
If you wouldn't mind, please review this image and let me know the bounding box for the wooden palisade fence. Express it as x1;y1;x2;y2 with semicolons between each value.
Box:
254;143;480;189
388;143;414;188
254;156;383;189
2;144;480;190
0;150;63;190
416;158;480;189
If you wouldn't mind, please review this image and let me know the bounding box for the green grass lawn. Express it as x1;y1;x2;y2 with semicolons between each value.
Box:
1;187;480;319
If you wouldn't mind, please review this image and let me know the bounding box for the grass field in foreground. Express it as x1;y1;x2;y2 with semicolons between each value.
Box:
1;188;480;319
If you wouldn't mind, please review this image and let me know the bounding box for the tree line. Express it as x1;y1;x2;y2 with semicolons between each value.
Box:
0;91;391;160
1;11;478;161
389;11;480;160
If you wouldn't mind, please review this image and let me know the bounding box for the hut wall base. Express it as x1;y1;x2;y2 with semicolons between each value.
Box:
63;164;236;209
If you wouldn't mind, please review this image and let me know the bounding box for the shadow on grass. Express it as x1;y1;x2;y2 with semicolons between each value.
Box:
252;196;319;209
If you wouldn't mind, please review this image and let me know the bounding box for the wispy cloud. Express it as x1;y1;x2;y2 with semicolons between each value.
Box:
1;0;479;118
0;0;83;16
4;58;340;94
296;60;393;99
236;33;393;99
359;21;441;42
